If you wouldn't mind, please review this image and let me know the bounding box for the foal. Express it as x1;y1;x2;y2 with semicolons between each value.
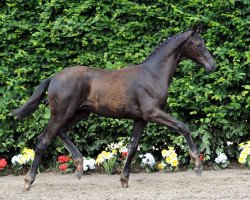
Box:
13;25;216;191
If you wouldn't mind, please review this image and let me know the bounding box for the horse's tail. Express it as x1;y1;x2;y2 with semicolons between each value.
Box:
13;77;52;119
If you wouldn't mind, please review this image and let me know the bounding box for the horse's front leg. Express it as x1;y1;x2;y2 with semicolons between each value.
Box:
120;120;147;188
142;108;202;176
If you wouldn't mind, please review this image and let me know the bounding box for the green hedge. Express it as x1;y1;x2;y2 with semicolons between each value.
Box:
0;0;249;164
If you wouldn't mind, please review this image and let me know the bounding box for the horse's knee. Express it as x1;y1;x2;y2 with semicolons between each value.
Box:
35;138;48;155
129;144;138;155
142;109;157;121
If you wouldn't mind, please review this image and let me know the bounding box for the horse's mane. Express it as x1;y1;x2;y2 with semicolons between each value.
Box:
142;31;185;63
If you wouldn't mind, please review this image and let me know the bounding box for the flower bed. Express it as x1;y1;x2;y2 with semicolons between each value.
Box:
1;140;250;176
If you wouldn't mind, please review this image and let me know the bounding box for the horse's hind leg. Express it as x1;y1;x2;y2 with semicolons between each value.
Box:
58;110;90;180
24;115;72;191
59;133;83;179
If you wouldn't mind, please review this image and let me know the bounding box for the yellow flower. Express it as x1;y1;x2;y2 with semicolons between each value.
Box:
162;149;167;156
241;151;249;158
96;154;104;165
243;147;250;154
162;149;170;158
17;156;27;165
22;148;34;155
112;149;117;154
21;148;35;162
23;153;30;160
157;163;165;170
170;152;177;159
171;159;179;167
103;151;112;159
168;147;174;151
166;156;172;164
238;156;246;164
247;141;250;144
239;142;245;147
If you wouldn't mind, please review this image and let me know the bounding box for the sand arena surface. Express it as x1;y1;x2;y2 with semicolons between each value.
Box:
1;169;250;200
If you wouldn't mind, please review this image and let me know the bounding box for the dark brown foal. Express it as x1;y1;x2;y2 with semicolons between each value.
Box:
13;25;215;191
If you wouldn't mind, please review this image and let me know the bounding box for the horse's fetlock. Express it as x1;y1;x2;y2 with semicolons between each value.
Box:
74;158;83;166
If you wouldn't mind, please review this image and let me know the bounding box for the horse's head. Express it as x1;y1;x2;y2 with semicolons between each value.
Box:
181;25;216;72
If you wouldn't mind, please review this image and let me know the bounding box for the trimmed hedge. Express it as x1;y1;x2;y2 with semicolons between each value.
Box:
0;0;249;165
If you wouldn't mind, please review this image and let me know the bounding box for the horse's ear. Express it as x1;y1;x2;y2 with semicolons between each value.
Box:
192;24;204;34
187;24;204;38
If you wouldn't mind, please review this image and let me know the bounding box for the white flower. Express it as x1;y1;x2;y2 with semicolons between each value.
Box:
88;159;96;170
106;141;125;151
141;153;155;168
83;157;96;171
11;154;27;165
11;155;19;165
161;149;171;158
226;141;233;146
215;153;227;164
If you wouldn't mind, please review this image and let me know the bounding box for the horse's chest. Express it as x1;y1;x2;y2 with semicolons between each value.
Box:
152;84;169;105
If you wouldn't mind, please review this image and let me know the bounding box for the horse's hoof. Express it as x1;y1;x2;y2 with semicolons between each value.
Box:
23;184;31;192
120;175;129;188
75;170;83;180
195;167;202;176
23;179;32;192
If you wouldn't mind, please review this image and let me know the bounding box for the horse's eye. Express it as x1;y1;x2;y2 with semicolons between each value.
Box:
196;43;201;47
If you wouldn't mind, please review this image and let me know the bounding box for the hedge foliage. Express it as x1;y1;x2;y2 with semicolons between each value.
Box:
0;0;249;164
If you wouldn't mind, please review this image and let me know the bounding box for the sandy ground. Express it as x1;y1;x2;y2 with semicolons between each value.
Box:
1;169;250;200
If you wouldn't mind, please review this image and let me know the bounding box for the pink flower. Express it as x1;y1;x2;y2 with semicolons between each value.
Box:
59;164;68;171
0;158;7;170
121;151;128;157
58;155;71;163
199;153;204;161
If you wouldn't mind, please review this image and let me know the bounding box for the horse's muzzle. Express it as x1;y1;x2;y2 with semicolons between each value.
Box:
205;64;216;73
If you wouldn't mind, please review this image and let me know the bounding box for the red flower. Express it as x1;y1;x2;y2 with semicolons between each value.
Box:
199;153;204;161
59;164;68;171
121;151;128;157
58;155;71;163
0;158;7;170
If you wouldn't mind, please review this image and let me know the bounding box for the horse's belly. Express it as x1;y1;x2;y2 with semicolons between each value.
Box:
84;92;141;119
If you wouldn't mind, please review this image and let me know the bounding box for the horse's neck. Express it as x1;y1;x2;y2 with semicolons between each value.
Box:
142;38;188;93
143;32;187;77
143;49;182;85
147;54;180;90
